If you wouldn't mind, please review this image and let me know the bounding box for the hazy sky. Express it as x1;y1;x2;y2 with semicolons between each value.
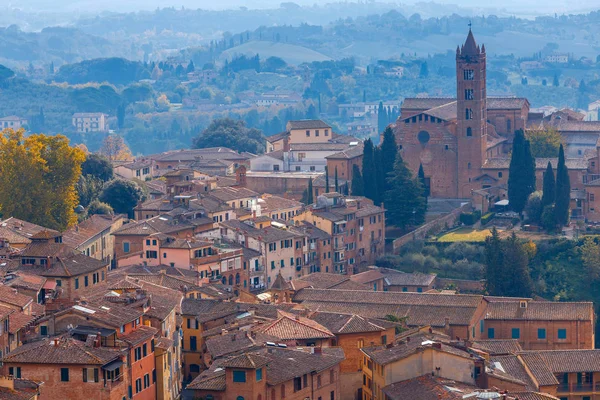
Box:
8;0;600;15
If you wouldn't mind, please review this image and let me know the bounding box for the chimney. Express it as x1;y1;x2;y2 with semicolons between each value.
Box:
444;317;450;334
221;329;228;336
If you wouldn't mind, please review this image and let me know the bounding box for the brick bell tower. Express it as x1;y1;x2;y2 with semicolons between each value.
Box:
456;27;487;198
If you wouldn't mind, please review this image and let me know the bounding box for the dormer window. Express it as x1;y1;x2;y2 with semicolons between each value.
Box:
520;301;527;308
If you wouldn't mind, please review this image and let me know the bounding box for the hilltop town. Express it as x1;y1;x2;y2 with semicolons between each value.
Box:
3;21;600;400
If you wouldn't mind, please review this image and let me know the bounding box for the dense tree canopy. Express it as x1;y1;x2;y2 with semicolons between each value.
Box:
192;118;265;154
526;128;562;158
81;154;113;181
0;129;85;230
99;179;146;217
485;228;533;297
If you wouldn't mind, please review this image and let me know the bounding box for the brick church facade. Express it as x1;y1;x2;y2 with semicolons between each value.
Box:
392;29;600;221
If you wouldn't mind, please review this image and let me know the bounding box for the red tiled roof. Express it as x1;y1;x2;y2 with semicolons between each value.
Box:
0;285;34;308
2;337;122;365
259;310;334;340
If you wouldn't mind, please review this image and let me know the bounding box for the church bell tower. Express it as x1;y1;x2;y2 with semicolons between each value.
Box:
456;27;487;198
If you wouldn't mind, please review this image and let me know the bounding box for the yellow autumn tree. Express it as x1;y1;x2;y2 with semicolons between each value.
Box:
100;134;133;162
526;128;563;158
0;129;85;230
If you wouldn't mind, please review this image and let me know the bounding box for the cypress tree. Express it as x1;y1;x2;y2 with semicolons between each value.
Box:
377;102;386;134
418;163;429;198
362;139;378;203
325;166;330;193
385;152;426;229
380;127;398;192
555;144;571;226
541;161;555;208
502;233;533;297
334;167;339;193
307;178;314;204
374;146;384;205
351;165;364;196
484;227;503;296
508;130;536;214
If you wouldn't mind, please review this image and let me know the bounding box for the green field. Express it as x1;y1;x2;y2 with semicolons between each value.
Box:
437;228;493;243
220;41;332;65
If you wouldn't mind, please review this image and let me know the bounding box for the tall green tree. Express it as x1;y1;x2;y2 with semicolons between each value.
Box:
380;127;397;192
484;227;504;296
362;139;378;203
508;130;536;213
555;144;571;226
377;102;386;134
501;233;533;297
418;163;429;198
351;165;364;196
541;161;555;208
307;178;314;204
334;167;339;193
384;153;426;229
325;166;330;193
374;147;385;205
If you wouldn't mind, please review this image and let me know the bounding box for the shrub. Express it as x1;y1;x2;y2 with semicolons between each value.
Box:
480;212;495;225
459;211;481;225
422;245;440;258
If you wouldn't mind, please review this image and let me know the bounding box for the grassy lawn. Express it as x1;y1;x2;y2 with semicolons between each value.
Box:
437;228;493;243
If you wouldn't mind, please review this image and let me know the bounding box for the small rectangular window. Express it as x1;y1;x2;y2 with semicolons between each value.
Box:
511;328;520;339
538;328;547;339
488;327;495;339
233;370;247;382
256;368;263;381
558;329;567;339
61;368;69;382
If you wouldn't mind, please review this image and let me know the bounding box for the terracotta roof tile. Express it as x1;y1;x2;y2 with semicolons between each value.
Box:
205;331;278;359
381;375;479;400
287;120;331;130
62;214;123;248
2;336;122;365
471;339;522;355
220;352;270;369
310;312;391;334
120;325;158;346
8;312;36;335
490;355;536;390
484;301;593;321
523;349;600;373
350;269;384;284
518;353;559;386
0;285;34;308
259;310;334;340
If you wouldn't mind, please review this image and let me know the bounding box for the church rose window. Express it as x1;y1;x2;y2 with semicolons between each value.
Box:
417;131;430;144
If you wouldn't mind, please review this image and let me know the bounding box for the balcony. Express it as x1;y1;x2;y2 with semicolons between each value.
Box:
557;383;595;393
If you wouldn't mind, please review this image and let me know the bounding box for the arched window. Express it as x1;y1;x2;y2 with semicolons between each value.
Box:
235;273;240;285
271;389;276;400
465;109;473;120
507;119;512;133
237;397;245;400
221;276;227;284
228;275;233;285
498;172;503;178
467;162;472;170
281;384;286;398
466;127;472;137
257;395;262;400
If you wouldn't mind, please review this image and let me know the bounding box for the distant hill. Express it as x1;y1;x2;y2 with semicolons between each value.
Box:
220;41;331;66
54;58;150;85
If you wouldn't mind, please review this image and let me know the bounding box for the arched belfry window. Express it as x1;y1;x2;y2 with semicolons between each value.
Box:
466;127;472;137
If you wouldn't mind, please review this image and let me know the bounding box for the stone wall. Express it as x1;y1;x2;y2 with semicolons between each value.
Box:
392;202;471;253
